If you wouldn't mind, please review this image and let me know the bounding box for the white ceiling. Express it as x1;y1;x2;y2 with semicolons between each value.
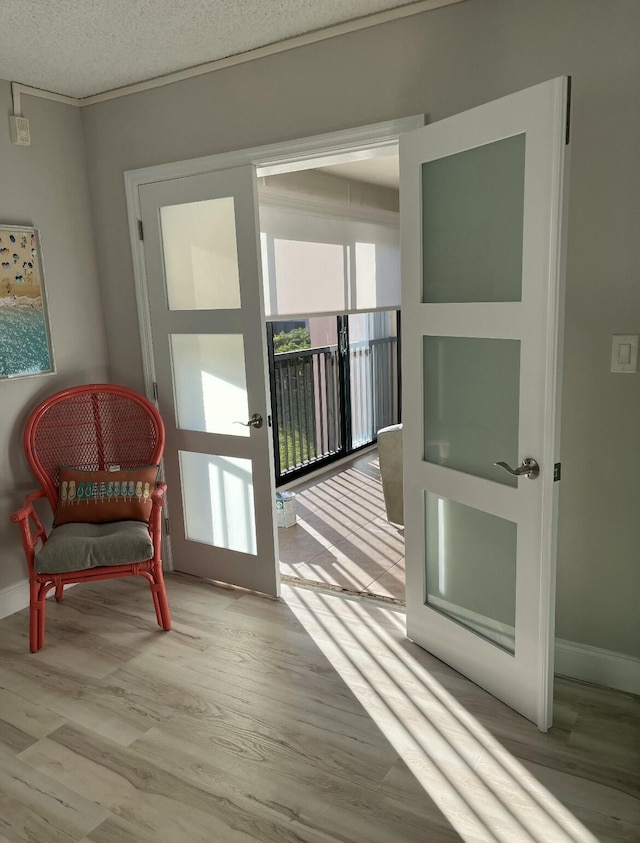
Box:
1;0;430;99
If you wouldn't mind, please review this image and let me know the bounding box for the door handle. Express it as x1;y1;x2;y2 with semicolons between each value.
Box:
494;457;540;480
234;413;263;429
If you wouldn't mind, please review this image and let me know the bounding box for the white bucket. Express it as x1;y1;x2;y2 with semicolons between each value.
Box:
275;491;297;528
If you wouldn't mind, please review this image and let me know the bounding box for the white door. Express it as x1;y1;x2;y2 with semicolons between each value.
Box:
400;78;569;730
140;166;279;596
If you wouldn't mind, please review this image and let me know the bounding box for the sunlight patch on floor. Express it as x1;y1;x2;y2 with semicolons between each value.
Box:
284;584;598;843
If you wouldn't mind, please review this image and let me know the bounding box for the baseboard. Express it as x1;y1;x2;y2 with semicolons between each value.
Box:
0;579;78;621
554;639;640;697
0;580;30;620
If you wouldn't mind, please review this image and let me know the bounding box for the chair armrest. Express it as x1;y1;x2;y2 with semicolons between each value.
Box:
149;482;167;560
10;489;48;524
151;482;167;509
10;490;49;576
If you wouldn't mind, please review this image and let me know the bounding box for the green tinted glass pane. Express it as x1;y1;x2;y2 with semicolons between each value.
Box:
423;336;520;487
425;493;516;653
422;134;525;303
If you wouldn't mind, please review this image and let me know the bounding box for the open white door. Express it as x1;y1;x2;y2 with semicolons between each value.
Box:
140;166;279;596
400;78;569;730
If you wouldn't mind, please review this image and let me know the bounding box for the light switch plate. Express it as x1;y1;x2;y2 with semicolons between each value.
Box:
611;334;638;373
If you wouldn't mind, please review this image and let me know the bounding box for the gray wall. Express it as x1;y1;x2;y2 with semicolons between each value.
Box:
81;0;640;657
0;82;109;590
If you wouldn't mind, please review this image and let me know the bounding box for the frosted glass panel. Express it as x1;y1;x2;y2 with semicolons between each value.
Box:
422;134;525;303
171;334;249;436
161;197;241;310
180;451;256;554
425;494;516;653
423;336;520;487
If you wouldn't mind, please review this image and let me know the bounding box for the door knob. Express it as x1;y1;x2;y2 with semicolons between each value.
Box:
234;413;263;429
494;457;539;480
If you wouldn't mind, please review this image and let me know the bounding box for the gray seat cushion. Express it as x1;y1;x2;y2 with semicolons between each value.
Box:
35;521;153;574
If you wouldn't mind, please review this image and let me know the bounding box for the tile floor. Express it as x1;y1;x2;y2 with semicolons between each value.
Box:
278;450;406;601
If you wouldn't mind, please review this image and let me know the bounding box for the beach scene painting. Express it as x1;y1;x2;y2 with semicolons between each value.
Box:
0;225;54;379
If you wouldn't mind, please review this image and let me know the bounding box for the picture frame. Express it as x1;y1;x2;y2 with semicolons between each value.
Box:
0;224;55;380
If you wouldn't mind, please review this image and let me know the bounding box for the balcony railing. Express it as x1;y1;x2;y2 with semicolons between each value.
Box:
350;336;399;449
273;335;399;477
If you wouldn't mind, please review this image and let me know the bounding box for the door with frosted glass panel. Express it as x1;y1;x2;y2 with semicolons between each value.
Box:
400;78;569;730
140;166;279;596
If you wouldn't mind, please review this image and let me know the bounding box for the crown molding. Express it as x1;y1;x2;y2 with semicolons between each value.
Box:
11;0;463;108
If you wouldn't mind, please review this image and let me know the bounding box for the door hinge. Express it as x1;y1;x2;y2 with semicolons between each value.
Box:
565;76;572;145
152;381;159;402
164;517;171;535
138;219;144;240
268;414;272;428
554;462;562;482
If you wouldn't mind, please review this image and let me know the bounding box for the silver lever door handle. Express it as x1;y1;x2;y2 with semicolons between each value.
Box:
494;457;540;480
234;413;263;429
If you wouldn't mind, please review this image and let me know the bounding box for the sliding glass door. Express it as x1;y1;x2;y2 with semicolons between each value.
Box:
267;310;400;484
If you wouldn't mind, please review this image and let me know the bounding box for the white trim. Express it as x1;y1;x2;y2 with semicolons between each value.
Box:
11;82;80;114
257;187;399;226
10;1;462;107
417;597;640;698
0;579;79;621
555;639;640;697
125;116;423;188
125;116;422;403
0;580;29;620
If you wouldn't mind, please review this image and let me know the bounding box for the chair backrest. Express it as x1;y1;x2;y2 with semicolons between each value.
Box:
24;384;165;510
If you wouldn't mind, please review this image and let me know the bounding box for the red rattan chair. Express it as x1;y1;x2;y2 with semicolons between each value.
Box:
10;384;171;652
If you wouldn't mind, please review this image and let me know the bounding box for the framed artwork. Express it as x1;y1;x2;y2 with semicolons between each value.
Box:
0;225;55;379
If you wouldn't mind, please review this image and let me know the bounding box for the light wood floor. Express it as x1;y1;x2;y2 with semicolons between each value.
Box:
279;450;406;600
0;574;637;842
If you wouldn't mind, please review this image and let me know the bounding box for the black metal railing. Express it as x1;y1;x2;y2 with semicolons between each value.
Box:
273;346;342;475
273;335;399;477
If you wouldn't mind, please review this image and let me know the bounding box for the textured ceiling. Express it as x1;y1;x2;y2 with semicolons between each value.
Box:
0;0;426;98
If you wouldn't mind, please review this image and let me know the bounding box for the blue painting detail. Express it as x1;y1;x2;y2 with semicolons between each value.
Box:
0;308;51;377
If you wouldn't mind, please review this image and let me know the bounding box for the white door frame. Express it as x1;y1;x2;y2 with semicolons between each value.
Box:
124;116;424;401
124;116;424;570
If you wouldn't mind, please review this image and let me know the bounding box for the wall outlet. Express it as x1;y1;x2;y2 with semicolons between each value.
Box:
9;115;30;146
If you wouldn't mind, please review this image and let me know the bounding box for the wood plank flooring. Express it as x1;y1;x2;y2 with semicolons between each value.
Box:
0;574;636;842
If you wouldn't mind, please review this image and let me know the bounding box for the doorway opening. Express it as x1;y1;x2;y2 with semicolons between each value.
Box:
267;310;400;483
278;449;405;602
256;150;405;602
